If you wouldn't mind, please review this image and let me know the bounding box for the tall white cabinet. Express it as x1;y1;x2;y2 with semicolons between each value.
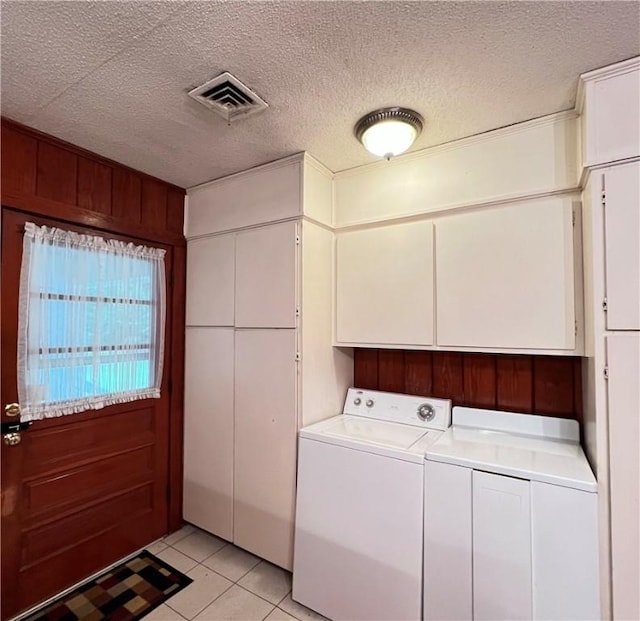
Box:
183;154;352;570
580;57;640;620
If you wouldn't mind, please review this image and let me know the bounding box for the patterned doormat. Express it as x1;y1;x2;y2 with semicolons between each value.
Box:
23;550;193;621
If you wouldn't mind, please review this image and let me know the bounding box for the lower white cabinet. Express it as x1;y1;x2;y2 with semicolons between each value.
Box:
424;462;599;620
473;471;532;621
607;334;640;621
183;328;234;540
234;329;298;569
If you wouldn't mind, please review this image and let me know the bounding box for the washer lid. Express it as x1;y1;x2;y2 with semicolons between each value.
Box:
300;415;439;463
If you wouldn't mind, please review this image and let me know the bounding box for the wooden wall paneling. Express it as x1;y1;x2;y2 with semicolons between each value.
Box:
1;126;37;194
404;351;433;396
353;349;379;390
432;352;464;402
169;245;186;531
354;350;582;421
463;354;497;408
36;142;77;205
573;357;583;420
111;168;142;224
77;157;112;215
166;188;185;234
533;356;576;419
496;355;534;413
141;178;168;228
377;350;406;393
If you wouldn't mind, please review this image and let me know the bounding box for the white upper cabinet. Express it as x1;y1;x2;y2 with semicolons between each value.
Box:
186;234;235;326
336;221;434;346
580;58;640;167
436;197;576;350
604;162;640;330
235;221;298;328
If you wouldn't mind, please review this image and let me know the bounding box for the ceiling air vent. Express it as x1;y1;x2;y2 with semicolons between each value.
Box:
188;71;268;123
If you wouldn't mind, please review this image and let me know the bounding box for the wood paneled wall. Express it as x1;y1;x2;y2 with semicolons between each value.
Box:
1;117;186;529
1;119;184;245
354;349;582;422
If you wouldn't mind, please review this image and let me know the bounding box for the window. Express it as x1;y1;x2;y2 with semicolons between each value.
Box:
18;222;166;421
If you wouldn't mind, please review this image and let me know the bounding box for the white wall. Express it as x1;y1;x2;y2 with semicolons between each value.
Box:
334;111;579;228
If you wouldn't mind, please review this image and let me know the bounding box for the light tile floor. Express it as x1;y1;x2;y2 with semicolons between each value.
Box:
144;525;327;621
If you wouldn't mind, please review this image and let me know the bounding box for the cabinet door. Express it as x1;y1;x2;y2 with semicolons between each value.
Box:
473;471;532;621
235;222;297;328
234;329;298;569
186;234;235;326
604;162;640;329
424;461;472;621
436;198;575;350
183;328;234;541
531;482;599;620
607;334;640;621
336;221;434;346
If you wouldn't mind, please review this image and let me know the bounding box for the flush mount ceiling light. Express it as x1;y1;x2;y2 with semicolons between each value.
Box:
355;107;424;160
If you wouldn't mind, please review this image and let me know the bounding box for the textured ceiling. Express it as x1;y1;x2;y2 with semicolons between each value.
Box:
2;1;639;188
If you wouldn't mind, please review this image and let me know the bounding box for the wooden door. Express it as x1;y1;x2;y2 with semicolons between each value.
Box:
183;327;234;540
472;470;532;621
233;329;297;570
1;209;172;620
607;334;640;621
234;222;298;328
435;197;576;350
604;162;640;330
335;221;434;346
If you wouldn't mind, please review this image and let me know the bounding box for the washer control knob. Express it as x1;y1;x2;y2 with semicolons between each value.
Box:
353;398;362;406
417;403;436;422
365;399;374;408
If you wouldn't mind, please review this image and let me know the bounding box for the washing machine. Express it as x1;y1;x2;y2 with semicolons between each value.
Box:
292;388;451;621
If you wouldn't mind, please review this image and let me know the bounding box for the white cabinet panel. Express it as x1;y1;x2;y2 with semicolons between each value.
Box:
531;482;599;620
235;222;297;328
607;334;640;621
436;198;575;350
234;329;298;569
586;65;640;166
604;163;640;330
473;471;532;621
336;221;434;345
183;328;234;541
186;234;235;326
424;461;472;621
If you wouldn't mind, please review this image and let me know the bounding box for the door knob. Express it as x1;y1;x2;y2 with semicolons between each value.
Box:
3;433;21;446
4;403;20;417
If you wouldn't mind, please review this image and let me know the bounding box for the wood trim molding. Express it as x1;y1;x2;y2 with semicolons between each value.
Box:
2;190;185;247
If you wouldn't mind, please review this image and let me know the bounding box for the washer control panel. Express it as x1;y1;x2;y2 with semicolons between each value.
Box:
342;388;451;430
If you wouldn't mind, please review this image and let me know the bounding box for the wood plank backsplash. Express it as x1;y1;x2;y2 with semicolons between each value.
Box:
354;349;582;422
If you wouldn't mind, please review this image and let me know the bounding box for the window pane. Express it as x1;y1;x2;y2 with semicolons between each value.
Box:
18;222;166;420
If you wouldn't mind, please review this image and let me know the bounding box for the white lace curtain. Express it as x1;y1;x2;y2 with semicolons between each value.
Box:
18;222;166;421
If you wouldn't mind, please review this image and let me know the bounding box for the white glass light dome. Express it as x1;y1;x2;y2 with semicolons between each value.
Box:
355;108;423;160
